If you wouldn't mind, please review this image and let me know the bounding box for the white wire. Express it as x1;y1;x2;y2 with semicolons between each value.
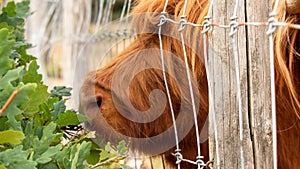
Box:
267;19;278;169
179;1;205;168
163;0;169;13
95;0;105;30
117;0;128;30
203;33;220;169
232;0;239;18
271;0;281;16
206;0;214;18
158;25;181;169
267;0;279;167
158;0;182;167
124;0;132;29
202;0;221;168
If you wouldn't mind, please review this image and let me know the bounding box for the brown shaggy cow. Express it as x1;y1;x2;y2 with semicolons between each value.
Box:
79;0;300;168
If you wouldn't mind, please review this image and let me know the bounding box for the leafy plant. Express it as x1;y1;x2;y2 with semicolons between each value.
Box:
0;1;128;169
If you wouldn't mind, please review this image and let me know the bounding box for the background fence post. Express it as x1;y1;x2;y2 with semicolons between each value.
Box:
62;0;91;107
62;0;91;86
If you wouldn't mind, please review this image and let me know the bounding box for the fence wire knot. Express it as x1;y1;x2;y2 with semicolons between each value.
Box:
116;29;123;37
123;28;128;39
174;149;183;164
196;155;205;169
229;16;238;37
108;31;113;39
267;15;278;35
201;16;212;34
178;16;187;32
158;12;167;27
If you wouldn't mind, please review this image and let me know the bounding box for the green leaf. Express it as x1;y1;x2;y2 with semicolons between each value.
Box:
99;149;110;162
35;144;62;164
76;114;89;123
56;110;80;127
1;82;37;130
0;12;24;27
33;122;62;155
0;22;14;32
0;117;8;131
0;28;14;76
52;100;66;120
52;147;69;168
16;0;30;18
2;2;16;17
0;130;24;145
16;47;36;65
0;165;6;169
117;140;127;154
50;86;72;98
70;141;91;169
86;150;101;165
21;84;50;117
22;60;42;84
0;66;22;90
0;146;37;169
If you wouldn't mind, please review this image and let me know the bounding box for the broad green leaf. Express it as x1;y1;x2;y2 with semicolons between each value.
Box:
0;146;37;169
0;22;14;32
16;47;36;65
0;165;6;169
21;84;50;117
22;60;42;84
2;2;16;17
86;150;101;165
35;144;62;164
99;149;110;162
0;28;14;76
52;147;69;168
0;12;24;27
70;141;91;169
2;83;36;130
16;0;30;18
56;110;79;127
33;122;62;155
76;113;89;123
0;66;23;90
52;100;66;120
0;130;24;145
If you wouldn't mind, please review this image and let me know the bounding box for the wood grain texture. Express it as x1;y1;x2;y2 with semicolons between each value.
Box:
246;1;274;169
208;0;255;168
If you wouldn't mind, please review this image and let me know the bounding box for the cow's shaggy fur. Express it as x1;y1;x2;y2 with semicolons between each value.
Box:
80;0;300;168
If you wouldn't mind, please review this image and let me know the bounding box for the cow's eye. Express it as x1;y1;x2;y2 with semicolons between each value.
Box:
96;98;102;107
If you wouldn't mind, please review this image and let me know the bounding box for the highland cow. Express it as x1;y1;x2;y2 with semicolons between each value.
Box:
79;0;300;168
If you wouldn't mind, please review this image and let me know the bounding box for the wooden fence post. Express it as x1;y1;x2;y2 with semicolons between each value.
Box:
208;0;274;168
246;1;274;168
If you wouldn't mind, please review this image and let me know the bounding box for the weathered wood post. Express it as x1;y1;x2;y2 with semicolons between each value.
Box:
246;1;274;168
208;0;274;168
